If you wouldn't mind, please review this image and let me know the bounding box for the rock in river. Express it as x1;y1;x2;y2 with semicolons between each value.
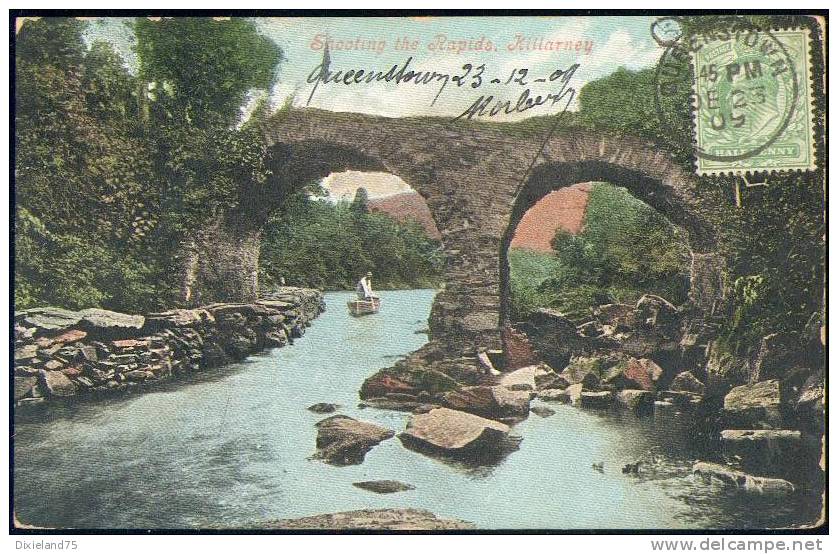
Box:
399;407;511;454
692;462;795;494
616;389;655;412
308;402;340;414
261;508;474;530
352;480;416;494
312;415;394;466
439;385;530;419
530;405;556;418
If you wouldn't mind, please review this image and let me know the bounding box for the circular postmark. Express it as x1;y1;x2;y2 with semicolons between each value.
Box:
652;19;800;164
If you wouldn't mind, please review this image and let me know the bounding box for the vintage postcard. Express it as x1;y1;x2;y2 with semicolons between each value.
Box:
9;12;827;535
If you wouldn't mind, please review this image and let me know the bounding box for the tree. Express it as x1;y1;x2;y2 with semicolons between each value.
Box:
350;187;370;216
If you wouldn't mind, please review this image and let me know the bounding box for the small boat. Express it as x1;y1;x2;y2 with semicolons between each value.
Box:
347;297;381;316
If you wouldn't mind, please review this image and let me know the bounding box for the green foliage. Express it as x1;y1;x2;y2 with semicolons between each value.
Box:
133;17;282;127
260;192;444;291
14;17;286;313
508;183;691;322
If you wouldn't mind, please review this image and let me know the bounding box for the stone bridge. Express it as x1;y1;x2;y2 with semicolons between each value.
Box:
178;108;728;369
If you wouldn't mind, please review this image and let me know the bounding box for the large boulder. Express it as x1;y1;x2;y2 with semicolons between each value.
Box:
312;415;394;466
537;388;571;403
522;309;590;369
38;369;77;397
399;407;510;454
750;333;803;382
439;386;530;419
670;371;706;395
603;357;663;391
499;365;548;391
720;430;805;475
616;389;655;412
360;367;458;399
723;379;783;428
560;356;607;386
580;391;613;409
534;370;571;391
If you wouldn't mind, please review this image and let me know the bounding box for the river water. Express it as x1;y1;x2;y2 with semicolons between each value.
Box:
13;290;822;530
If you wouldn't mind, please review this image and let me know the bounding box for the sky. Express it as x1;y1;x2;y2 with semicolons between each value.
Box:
84;16;663;120
81;16;664;199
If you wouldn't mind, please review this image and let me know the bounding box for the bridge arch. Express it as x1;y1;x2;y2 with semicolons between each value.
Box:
182;108;729;373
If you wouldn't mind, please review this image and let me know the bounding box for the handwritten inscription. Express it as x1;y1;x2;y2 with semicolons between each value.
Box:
306;50;580;119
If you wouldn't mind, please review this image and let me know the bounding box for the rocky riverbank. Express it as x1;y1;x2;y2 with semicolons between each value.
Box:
356;294;825;496
13;287;325;407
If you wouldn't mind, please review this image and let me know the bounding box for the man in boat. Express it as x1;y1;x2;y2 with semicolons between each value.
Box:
356;271;379;300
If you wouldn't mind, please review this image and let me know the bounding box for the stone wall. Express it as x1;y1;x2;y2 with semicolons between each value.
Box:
13;287;325;407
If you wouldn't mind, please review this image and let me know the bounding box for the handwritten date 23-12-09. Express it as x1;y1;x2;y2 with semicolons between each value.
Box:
306;53;580;120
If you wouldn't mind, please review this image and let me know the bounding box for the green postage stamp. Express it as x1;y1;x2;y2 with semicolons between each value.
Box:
690;28;816;175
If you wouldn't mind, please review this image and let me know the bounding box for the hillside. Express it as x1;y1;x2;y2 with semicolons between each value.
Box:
368;192;442;240
369;184;591;248
510;184;592;251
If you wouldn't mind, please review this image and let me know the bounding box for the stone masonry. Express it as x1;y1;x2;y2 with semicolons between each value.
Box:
13;288;324;407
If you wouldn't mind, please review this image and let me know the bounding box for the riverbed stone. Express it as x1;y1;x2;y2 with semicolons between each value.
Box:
604;357;663;391
616;389;655;412
399;407;510;453
560;356;607;385
530;405;556;418
439;385;530;419
352;480;416;494
499;364;546;390
580;391;613;409
308;403;340;414
313;415;394;466
692;461;795;494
